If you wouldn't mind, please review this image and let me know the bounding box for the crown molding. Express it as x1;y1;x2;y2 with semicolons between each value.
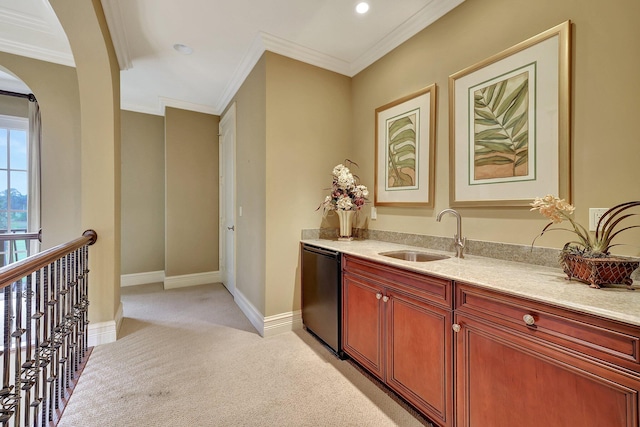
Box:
216;0;465;113
0;6;50;33
160;96;218;116
350;0;465;75
122;97;219;117
0;36;74;67
215;32;266;114
100;0;132;70
121;101;164;116
260;32;351;76
215;31;352;113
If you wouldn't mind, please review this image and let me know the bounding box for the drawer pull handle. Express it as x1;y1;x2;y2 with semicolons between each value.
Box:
452;323;461;333
523;314;536;326
382;295;390;303
376;293;382;300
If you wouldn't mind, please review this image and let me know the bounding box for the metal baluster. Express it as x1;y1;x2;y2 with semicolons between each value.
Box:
13;280;24;425
52;259;60;416
80;246;88;361
23;273;33;427
1;285;13;425
69;251;78;377
39;265;48;427
45;263;55;425
31;269;42;427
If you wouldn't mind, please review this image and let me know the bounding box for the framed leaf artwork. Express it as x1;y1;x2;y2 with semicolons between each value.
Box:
449;21;571;207
374;84;437;207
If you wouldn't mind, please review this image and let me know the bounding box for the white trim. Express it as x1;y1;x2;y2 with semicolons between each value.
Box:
121;102;165;116
233;287;264;336
215;33;266;114
120;270;165;287
233;288;303;337
264;310;303;337
0;36;75;67
350;0;465;75
215;0;465;113
88;306;121;347
260;32;351;76
160;97;219;116
163;271;221;290
100;0;132;70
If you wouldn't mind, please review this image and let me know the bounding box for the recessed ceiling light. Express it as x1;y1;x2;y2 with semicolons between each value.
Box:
355;2;370;14
173;43;193;55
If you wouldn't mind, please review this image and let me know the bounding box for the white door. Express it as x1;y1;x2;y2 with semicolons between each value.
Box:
219;103;236;297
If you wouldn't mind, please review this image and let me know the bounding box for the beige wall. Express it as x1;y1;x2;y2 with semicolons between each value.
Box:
0;53;82;248
164;107;219;277
228;53;352;317
264;53;352;316
231;55;267;313
121;110;165;275
51;0;121;324
352;0;640;257
0;94;28;118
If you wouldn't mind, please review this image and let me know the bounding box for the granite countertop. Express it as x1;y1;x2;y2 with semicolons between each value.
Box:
301;238;640;327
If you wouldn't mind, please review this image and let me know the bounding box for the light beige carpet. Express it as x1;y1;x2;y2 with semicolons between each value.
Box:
58;283;430;427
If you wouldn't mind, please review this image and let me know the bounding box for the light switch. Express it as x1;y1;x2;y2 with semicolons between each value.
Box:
371;206;377;220
239;206;243;217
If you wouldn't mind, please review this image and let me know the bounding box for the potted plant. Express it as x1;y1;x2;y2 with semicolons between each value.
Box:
531;195;640;289
318;161;368;240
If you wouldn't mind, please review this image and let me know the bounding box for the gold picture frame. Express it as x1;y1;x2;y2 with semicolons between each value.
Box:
448;21;571;207
374;85;437;207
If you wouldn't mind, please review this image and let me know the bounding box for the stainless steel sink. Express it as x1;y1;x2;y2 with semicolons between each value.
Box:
379;250;449;262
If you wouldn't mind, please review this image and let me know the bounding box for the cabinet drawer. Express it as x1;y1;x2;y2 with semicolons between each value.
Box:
455;282;640;373
343;255;452;309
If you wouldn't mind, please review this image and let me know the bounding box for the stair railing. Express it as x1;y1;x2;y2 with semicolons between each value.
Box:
0;230;97;427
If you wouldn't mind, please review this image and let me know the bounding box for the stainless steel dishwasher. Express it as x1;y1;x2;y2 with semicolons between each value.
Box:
301;243;343;358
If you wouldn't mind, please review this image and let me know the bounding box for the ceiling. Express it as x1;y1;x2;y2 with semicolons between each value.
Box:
0;0;464;116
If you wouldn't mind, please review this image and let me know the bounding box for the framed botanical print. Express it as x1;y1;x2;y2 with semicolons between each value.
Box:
374;84;437;207
449;21;571;207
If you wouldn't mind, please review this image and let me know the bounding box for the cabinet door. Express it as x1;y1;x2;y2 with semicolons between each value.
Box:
386;291;453;427
342;272;384;379
455;313;640;427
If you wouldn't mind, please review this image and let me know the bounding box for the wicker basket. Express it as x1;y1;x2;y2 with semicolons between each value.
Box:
560;253;639;289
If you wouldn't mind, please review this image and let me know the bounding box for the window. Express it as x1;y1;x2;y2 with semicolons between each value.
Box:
0;114;29;263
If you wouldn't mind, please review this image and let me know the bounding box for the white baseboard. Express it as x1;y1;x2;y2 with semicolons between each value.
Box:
164;271;221;290
120;270;165;287
234;288;264;335
264;310;303;337
233;288;303;337
88;302;123;347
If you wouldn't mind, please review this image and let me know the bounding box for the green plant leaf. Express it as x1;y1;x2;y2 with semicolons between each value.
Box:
390;129;415;146
475;155;514;166
490;81;507;111
515;151;528;167
501;81;528;125
475;129;509;141
495;78;528;118
388;116;414;136
475;141;516;154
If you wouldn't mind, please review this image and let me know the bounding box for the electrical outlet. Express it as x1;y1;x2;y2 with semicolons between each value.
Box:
371;206;377;220
589;208;608;231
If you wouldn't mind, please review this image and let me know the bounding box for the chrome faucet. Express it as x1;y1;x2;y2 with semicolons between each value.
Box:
436;208;465;258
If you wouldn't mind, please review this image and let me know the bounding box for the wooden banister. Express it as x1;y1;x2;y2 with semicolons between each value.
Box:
0;229;97;290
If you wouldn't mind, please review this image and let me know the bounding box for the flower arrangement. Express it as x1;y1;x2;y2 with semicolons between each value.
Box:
530;195;640;257
318;161;369;212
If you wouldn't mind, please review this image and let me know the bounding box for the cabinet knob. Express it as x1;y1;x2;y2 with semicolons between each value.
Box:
382;295;389;303
376;293;382;300
523;314;536;326
452;323;461;333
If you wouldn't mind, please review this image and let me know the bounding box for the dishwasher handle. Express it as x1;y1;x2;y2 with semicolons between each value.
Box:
302;244;340;260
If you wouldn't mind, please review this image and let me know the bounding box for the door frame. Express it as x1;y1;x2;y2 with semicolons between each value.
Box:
219;102;236;297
